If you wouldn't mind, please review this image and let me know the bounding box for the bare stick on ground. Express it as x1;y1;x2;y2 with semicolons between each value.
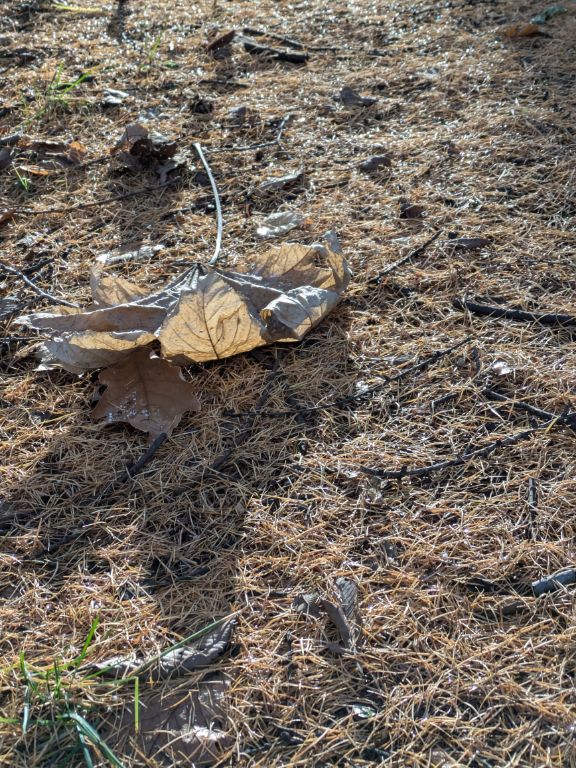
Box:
0;261;79;308
453;298;576;328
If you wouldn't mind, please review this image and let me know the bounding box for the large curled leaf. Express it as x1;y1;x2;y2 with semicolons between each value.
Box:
17;236;350;373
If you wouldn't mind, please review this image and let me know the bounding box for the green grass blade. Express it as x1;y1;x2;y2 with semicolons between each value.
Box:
133;676;139;733
74;617;100;668
62;712;125;768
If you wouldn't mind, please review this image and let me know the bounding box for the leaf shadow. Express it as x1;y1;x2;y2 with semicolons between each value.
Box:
0;303;371;762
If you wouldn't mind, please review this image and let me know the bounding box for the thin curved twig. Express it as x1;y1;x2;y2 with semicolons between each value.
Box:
359;413;569;481
193;142;223;266
0;261;79;308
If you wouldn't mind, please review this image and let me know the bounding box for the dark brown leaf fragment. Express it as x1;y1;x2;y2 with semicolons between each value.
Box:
111;672;233;767
445;237;491;251
0;209;15;227
0;148;12;170
335;86;377;108
400;202;425;219
359;154;391;173
206;29;236;51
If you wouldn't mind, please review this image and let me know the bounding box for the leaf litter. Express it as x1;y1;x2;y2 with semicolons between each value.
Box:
102;619;236;767
18;235;350;373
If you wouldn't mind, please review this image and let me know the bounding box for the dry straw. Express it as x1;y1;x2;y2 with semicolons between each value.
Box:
1;0;576;765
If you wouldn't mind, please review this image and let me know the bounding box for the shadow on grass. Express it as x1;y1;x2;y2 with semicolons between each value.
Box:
0;304;377;764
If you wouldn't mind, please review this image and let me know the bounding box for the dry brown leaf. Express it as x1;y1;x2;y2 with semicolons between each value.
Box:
445;237;491;251
0;147;12;170
0;209;15;227
18;237;350;373
335;86;378;108
504;23;543;38
19;137;87;169
92;348;200;439
112;123;187;183
359;154;391;173
90;617;236;680
110;672;232;767
400;202;426;219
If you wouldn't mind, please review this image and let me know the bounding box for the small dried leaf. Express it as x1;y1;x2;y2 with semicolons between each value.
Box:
92;348;200;439
335;577;361;641
504;23;543;37
445;237;491;251
335;86;377;108
491;359;514;376
320;598;353;650
256;211;307;239
113;123;186;180
293;593;322;618
256;168;305;196
20;137;86;168
400;202;425;219
102;88;130;106
0;209;15;227
111;672;232;767
0;147;12;170
207;29;236;51
359;154;391;173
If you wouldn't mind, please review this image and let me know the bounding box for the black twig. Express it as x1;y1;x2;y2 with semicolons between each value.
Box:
484;389;576;430
359;417;565;481
193;142;223;266
241;27;305;50
0;261;79;308
367;230;442;285
454;298;576;328
227;336;471;419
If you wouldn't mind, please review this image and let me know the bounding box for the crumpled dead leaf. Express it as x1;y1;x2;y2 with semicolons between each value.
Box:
0;147;12;170
0;209;15;227
110;672;233;767
293;577;361;655
445;237;491;251
19;137;86;170
359;154;391;173
89;617;236;680
255;168;305;196
334;86;377;108
400;201;425;219
112;123;187;183
18;236;350;373
92;348;200;439
256;211;307;239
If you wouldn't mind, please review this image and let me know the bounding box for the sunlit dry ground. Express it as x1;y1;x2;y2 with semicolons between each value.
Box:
1;0;576;765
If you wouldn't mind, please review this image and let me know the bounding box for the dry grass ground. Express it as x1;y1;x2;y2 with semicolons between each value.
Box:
1;0;576;765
